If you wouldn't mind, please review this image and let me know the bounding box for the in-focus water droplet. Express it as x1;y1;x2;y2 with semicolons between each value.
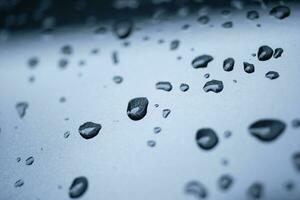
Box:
243;62;255;73
204;73;210;79
113;76;123;84
223;58;234;72
162;109;171;118
265;71;279;80
170;40;180;50
69;176;88;198
156;81;173;91
185;181;208;199
61;45;73;55
273;48;283;58
78;122;102;139
127;97;149;121
113;19;133;39
195;128;219;150
197;16;209;24
247;10;259;20
222;21;233;28
218;174;234;191
14;179;24;188
25;156;34;165
247;182;264;199
16;157;21;162
292;152;300;172
153;127;161;134
64;131;70;138
258;45;273;61
180;83;189;92
249;119;286;142
203;80;224;93
191;55;213;68
270;5;291;20
16;102;29;118
147;140;156;147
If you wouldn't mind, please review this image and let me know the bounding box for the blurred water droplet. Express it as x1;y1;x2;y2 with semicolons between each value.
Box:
180;83;189;92
16;102;29;118
197;16;209;24
113;76;123;84
127;97;149;121
247;182;264;199
222;21;233;28
170;39;180;50
292;152;300;172
224;130;232;138
59;97;66;103
61;45;73;55
156;81;173;91
196;128;219;150
147;140;156;147
185;181;208;199
291;119;300;128
153;127;161;134
270;5;290;20
243;62;255;73
69;176;88;198
258;45;273;61
28;57;39;68
218;174;234;191
203;80;224;93
14;179;24;188
25;156;34;165
273;48;283;58
78;122;102;139
247;10;259;20
58;58;68;69
249;119;286;142
192;55;213;68
284;181;295;191
223;58;234;72
265;71;279;80
113;19;133;39
162;109;171;118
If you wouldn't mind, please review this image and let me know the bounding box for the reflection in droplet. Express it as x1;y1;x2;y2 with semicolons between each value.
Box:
127;97;149;121
78;122;102;139
180;83;189;92
191;55;213;68
69;176;88;198
156;81;173;91
223;58;234;72
113;19;133;39
273;48;283;58
270;5;291;20
203;80;224;93
291;119;300;128
258;45;273;61
243;62;255;73
247;182;264;199
162;109;171;118
185;181;208;199
265;71;279;80
218;174;234;191
25;156;34;165
196;128;219;150
16;102;29;118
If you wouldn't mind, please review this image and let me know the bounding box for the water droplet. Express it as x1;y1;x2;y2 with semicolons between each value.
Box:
258;45;273;61
273;48;283;58
64;131;70;138
243;62;255;73
112;51;119;65
162;109;171;118
16;102;29;118
180;83;189;92
16;157;21;162
185;181;208;199
113;19;133;39
204;73;210;79
195;128;219;150
113;76;123;84
270;5;290;20
58;58;68;69
61;45;73;55
181;24;190;30
222;21;233;28
78;122;102;139
247;182;264;199
69;176;88;198
25;156;34;165
291;119;300;128
28;57;39;68
265;71;279;80
153;127;161;134
170;40;180;50
156;81;173;92
59;97;66;103
223;58;234;72
127;97;149;121
147;140;156;147
14;179;24;187
203;80;224;93
197;16;209;24
223;130;232;138
218;174;234;191
292;152;300;172
192;55;213;68
249;119;286;142
94;26;107;34
247;10;259;20
284;181;295;191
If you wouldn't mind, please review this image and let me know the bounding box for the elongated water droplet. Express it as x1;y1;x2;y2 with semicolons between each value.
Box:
170;40;180;50
113;19;133;39
247;182;264;199
113;76;123;84
223;58;234;72
191;55;213;68
185;181;208;199
16;102;29;118
127;97;149;121
64;131;70;138
270;5;290;20
249;119;286;142
273;48;283;58
25;156;34;165
156;81;172;91
14;179;24;188
243;62;255;73
162;109;171;118
222;21;233;28
218;174;234;191
197;16;209;24
147;140;156;147
196;128;219;150
180;83;189;92
153;127;161;134
265;71;279;80
69;176;88;198
78;122;102;139
258;45;273;61
292;152;300;172
203;80;224;93
247;10;259;20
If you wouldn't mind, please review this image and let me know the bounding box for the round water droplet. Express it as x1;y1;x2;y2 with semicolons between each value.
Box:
113;19;133;39
113;76;123;84
247;182;264;199
191;55;213;68
195;128;219;150
153;127;161;134
185;181;208;199
14;179;24;188
197;16;209;24
162;109;171;118
58;58;68;69
223;130;232;138
28;57;39;68
284;181;295;191
218;174;234;191
16;102;29;118
69;176;88;198
78;122;102;139
292;152;300;172
203;80;224;93
156;81;173;92
247;10;259;20
147;140;156;147
265;71;279;80
222;21;233;28
61;45;73;55
127;97;149;121
223;58;234;72
273;48;283;58
249;119;286;142
180;83;189;92
170;40;180;50
258;45;273;61
243;62;255;73
25;156;34;165
59;97;66;103
270;5;290;20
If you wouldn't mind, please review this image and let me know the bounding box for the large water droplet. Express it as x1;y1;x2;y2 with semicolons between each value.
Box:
223;58;234;72
270;5;291;20
25;156;34;165
258;45;273;61
249;119;286;142
185;181;208;199
273;48;283;58
16;102;29;118
218;174;234;191
243;62;255;73
78;122;102;139
203;80;224;93
113;19;133;39
265;71;279;80
247;182;264;199
191;55;213;68
127;97;149;121
156;81;173;91
292;152;300;172
195;128;219;150
69;176;88;198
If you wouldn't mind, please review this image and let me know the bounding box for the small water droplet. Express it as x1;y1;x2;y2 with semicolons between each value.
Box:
94;26;107;34
156;81;173;91
16;102;29;118
180;83;189;92
127;97;149;121
64;131;70;138
270;5;290;20
69;176;88;198
25;156;34;165
249;119;286;142
197;16;209;24
223;130;232;138
243;62;255;73
113;76;123;84
196;128;219;150
204;73;210;79
258;45;273;61
112;51;119;65
203;80;224;93
28;57;39;68
61;45;73;55
162;109;171;118
222;21;233;28
170;40;180;50
147;140;156;147
292;152;300;172
113;19;133;39
58;58;68;69
247;10;259;20
192;55;213;68
16;157;21;162
218;174;234;191
78;122;102;139
284;181;295;191
153;127;161;134
273;48;283;58
223;58;234;72
185;181;208;199
247;182;264;199
59;97;66;103
14;179;24;188
265;71;279;80
291;119;300;128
